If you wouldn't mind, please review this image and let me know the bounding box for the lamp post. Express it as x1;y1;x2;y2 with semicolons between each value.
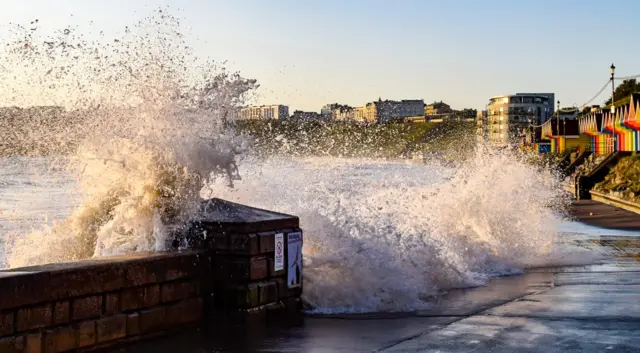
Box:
556;100;560;152
610;63;616;152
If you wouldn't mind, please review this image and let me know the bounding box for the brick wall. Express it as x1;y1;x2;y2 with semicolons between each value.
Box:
0;251;209;353
0;198;304;352
209;229;304;323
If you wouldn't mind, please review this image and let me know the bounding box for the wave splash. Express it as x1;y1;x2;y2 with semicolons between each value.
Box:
207;148;574;313
1;10;257;268
1;10;591;314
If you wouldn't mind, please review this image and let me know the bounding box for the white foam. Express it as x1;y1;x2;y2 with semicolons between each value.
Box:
1;11;256;268
0;10;607;313
205;148;583;313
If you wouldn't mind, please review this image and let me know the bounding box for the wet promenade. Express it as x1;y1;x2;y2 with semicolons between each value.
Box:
119;203;640;353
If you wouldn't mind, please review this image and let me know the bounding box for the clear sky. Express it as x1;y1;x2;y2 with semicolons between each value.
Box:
1;0;639;112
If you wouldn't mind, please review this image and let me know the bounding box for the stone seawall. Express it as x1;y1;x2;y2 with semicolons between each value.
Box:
0;198;303;353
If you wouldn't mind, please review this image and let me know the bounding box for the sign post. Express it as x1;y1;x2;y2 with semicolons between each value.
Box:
274;233;284;272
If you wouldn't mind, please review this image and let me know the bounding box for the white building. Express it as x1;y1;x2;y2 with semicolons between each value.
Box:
237;105;289;120
485;93;555;145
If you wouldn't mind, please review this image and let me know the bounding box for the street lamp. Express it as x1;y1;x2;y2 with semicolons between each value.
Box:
556;100;560;153
610;63;616;152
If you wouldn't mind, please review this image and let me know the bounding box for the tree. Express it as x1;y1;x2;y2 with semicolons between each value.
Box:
605;79;640;105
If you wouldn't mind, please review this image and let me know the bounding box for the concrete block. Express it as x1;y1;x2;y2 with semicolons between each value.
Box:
259;281;278;305
0;336;23;353
96;315;126;343
77;321;96;348
53;301;69;325
105;292;120;315
161;280;198;303
121;285;160;312
139;307;166;334
24;332;42;353
126;313;140;337
258;231;276;253
43;326;76;353
17;304;52;332
0;311;13;336
71;295;102;321
229;233;259;255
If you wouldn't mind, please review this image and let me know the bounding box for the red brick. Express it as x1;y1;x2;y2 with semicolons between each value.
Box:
258;231;276;253
53;302;69;325
96;315;126;343
229;257;268;281
209;233;229;250
139;307;166;334
0;311;13;335
77;321;96;348
24;332;42;353
161;281;198;303
121;285;160;312
43;326;76;353
212;258;229;280
71;296;102;321
165;298;203;326
126;313;140;337
259;281;278;305
229;233;259;255
228;284;259;309
105;293;120;315
17;304;52;332
274;278;288;299
0;336;23;353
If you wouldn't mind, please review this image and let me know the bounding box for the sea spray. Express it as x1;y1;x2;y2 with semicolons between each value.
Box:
207;147;574;313
1;10;257;267
0;10;597;313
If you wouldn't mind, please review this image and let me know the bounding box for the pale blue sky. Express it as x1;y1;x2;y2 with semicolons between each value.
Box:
1;0;638;111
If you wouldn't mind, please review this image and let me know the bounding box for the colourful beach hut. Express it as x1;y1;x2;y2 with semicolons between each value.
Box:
622;94;640;152
541;117;589;154
578;111;605;154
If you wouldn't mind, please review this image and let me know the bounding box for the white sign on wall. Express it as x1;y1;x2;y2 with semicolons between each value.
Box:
287;232;302;288
274;233;284;272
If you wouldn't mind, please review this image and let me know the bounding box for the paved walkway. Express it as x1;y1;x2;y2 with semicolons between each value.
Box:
123;234;640;353
569;199;640;230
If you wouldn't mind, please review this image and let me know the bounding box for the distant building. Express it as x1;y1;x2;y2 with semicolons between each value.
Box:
321;103;355;121
485;93;555;146
354;103;377;123
290;110;323;121
334;105;355;121
321;103;339;119
425;101;453;116
376;99;425;123
238;105;289;120
353;98;424;124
